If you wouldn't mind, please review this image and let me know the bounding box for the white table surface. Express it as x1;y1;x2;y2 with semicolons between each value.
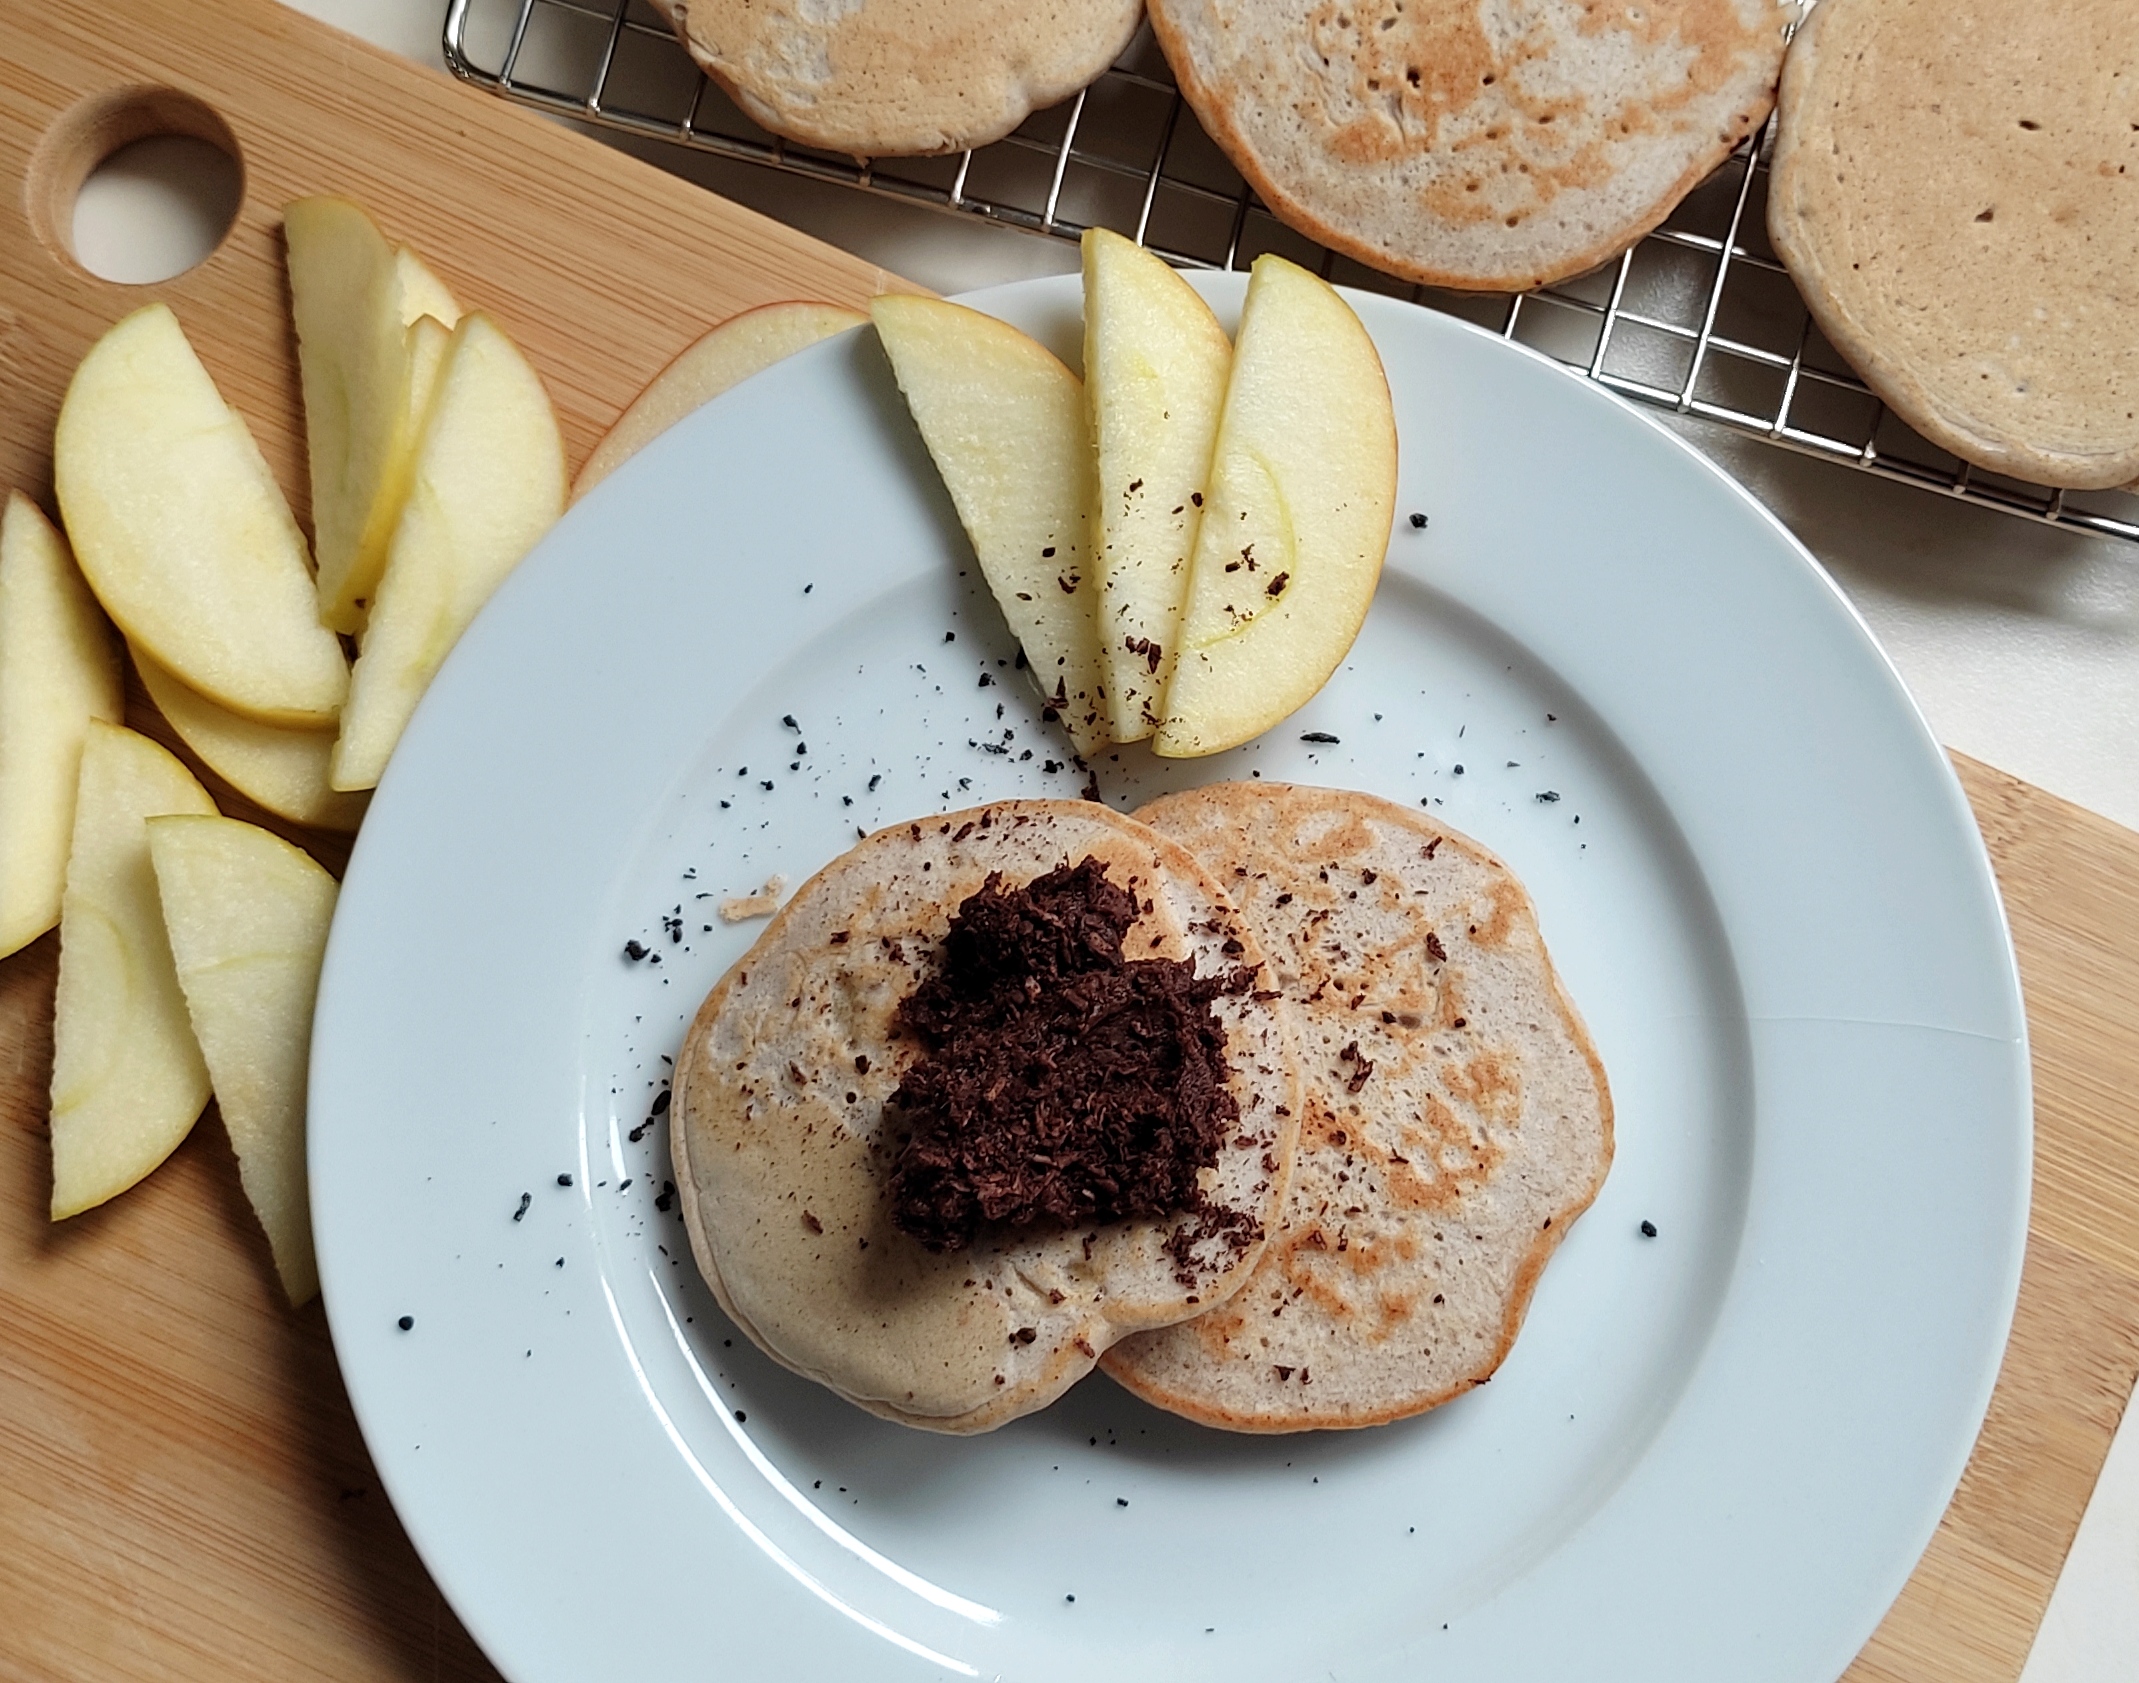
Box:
92;3;2139;1677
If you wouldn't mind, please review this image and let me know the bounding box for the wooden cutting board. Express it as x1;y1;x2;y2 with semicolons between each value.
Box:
1;1;2133;1678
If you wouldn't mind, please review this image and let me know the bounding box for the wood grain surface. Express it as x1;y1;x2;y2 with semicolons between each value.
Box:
0;0;2133;1678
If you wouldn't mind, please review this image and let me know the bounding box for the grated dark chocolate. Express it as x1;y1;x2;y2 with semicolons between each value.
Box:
886;859;1249;1253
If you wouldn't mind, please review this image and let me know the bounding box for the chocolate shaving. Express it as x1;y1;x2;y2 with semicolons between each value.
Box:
886;859;1251;1253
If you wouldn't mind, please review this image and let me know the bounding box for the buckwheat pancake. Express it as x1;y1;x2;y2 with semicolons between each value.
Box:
1768;0;2139;489
649;0;1144;158
1102;783;1610;1431
671;800;1300;1434
1148;0;1790;292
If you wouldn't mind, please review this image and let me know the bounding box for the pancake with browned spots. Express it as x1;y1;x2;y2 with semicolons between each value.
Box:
648;0;1143;158
671;800;1300;1434
1147;0;1791;291
1101;783;1609;1431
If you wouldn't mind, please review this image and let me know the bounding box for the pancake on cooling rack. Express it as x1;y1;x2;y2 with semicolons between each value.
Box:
1147;0;1790;292
648;0;1143;157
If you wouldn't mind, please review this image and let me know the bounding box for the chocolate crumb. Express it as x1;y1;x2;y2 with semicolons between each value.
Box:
1640;1219;1658;1238
1409;511;1428;529
1426;931;1447;963
556;1173;573;1187
396;1315;414;1331
511;1192;530;1222
622;940;648;962
803;1211;823;1234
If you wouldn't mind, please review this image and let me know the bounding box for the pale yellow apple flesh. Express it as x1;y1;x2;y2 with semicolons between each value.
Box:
1082;229;1232;743
49;721;216;1219
134;646;366;833
403;312;453;451
573;301;869;502
0;493;124;958
54;303;349;727
287;197;467;634
1155;255;1397;758
394;246;462;334
331;312;566;791
870;295;1110;755
148;813;337;1305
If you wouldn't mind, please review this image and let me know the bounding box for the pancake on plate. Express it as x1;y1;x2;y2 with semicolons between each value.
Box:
1147;0;1791;292
671;799;1300;1434
649;0;1144;157
1102;782;1610;1431
1768;0;2139;489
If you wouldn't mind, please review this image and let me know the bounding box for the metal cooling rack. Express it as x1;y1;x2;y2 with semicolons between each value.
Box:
443;0;2139;547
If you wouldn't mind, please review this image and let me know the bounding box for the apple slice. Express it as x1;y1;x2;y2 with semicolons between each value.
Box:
330;312;566;791
394;246;462;333
148;814;337;1305
573;301;869;501
54;303;350;727
49;722;216;1219
288;197;468;635
403;311;453;438
1155;256;1397;758
870;295;1110;754
1082;229;1232;743
0;493;124;958
134;647;365;833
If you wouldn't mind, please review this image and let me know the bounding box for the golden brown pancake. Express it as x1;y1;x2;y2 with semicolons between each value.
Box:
671;799;1300;1434
1148;0;1790;292
1768;0;2139;488
1102;782;1610;1431
649;0;1143;157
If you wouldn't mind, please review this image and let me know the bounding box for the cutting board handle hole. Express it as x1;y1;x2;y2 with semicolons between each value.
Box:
27;88;244;285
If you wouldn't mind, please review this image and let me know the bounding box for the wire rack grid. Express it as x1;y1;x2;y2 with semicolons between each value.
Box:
443;0;2139;548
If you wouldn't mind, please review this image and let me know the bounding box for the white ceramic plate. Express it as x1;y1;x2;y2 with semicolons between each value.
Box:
311;274;2029;1683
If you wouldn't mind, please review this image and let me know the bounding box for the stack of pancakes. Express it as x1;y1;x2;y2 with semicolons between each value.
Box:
672;785;1611;1434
